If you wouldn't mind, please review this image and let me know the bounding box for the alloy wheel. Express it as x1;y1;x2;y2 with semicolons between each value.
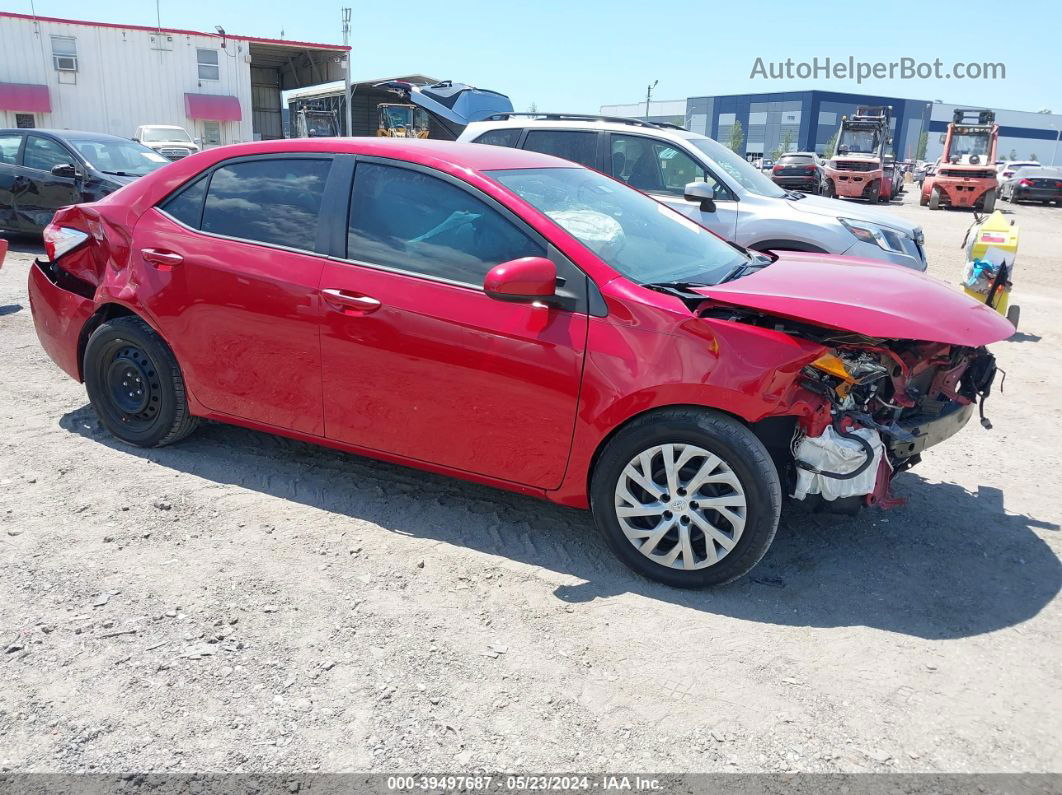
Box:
613;443;747;571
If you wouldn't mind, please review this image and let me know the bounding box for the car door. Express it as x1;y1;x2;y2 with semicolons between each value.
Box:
0;132;25;232
131;154;344;436
15;134;82;231
606;132;739;240
318;159;589;489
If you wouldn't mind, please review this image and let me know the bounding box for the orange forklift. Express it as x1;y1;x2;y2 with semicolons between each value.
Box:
921;109;999;212
822;106;894;203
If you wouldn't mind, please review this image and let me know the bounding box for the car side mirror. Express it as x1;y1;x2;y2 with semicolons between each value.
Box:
51;163;78;179
483;256;557;302
683;181;717;213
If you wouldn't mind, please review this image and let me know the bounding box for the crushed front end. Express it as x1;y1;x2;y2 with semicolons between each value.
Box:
704;308;1000;512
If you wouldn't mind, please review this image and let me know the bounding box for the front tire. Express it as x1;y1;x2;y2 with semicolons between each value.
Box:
982;189;997;213
83;316;199;447
928;187;941;210
590;409;781;588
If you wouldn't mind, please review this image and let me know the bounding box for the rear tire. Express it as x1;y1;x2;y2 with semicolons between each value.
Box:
822;180;835;198
928;188;941;210
867;183;880;203
590;408;781;588
83;316;199;447
1007;305;1020;329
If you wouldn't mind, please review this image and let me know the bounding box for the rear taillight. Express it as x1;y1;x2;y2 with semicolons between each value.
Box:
1056;181;1062;189
1018;179;1033;187
43;225;89;262
805;166;816;173
773;165;783;172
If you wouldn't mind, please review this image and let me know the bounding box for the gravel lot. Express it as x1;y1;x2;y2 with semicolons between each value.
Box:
1;187;1060;774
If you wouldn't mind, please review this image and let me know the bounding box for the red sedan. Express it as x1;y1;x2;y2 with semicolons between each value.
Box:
26;138;1014;587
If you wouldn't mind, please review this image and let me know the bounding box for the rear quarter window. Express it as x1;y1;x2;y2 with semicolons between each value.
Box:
473;128;522;148
160;175;208;228
0;134;22;165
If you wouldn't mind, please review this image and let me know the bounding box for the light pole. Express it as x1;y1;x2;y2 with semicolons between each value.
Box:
341;8;352;137
1051;124;1061;167
644;80;658;120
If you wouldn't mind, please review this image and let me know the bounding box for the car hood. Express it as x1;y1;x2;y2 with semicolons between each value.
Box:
783;193;920;237
692;252;1014;346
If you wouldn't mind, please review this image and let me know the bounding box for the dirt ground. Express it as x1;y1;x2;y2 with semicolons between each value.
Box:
1;186;1060;775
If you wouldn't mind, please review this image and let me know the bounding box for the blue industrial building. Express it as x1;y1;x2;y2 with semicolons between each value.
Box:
683;90;931;161
602;90;1062;165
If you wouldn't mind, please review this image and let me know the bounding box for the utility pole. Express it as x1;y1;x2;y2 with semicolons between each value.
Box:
1052;124;1061;167
644;80;658;119
341;8;353;137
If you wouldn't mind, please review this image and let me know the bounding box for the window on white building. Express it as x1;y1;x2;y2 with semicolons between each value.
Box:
51;36;78;72
197;49;220;81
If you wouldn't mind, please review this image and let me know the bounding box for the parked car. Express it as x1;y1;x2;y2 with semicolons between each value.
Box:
913;161;936;186
1000;167;1062;204
0;128;170;235
29;138;1012;587
133;125;200;160
884;155;905;198
770;152;823;194
459;114;927;271
996;160;1040;183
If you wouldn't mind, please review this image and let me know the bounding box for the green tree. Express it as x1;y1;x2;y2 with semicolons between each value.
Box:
528;101;538;114
727;119;745;154
772;129;794;160
1008;148;1018;161
915;131;929;161
823;131;838;159
1031;152;1038;161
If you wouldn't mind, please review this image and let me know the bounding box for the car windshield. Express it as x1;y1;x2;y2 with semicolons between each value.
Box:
489;167;750;286
70;138;170;176
140;127;192;143
685;136;786;197
948;133;991;160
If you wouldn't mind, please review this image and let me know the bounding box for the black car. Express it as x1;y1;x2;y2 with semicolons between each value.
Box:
0;128;170;235
1000;167;1062;205
770;152;823;194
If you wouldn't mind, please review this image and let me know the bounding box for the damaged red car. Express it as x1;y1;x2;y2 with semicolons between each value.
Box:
26;139;1014;588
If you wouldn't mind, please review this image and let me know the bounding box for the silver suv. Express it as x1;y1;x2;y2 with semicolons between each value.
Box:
458;114;926;271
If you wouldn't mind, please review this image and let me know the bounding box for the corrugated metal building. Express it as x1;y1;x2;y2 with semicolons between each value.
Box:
0;11;348;145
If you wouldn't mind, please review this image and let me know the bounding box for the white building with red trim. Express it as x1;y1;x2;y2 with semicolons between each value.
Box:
0;11;348;145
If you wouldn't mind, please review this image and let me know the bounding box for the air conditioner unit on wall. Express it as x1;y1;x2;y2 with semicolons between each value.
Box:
53;55;78;71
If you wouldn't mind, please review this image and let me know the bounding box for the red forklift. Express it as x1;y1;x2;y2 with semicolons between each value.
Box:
921;109;999;211
822;106;894;203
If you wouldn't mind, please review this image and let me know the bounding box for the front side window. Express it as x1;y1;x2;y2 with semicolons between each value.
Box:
490;167;748;287
197;49;220;81
23;136;73;172
0;134;22;165
201;158;331;251
473;128;522;148
610;134;709;196
687;136;786;198
51;36;78;71
347;163;544;285
522;130;598;168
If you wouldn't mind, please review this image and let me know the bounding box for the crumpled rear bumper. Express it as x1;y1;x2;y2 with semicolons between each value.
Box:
27;260;94;382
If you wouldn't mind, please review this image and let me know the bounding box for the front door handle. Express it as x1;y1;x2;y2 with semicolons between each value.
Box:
141;248;184;269
322;288;381;314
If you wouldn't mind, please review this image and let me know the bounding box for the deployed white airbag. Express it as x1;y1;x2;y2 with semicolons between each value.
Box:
792;426;884;501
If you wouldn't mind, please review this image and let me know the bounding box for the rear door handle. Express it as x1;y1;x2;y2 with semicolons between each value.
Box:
322;288;381;314
141;248;184;269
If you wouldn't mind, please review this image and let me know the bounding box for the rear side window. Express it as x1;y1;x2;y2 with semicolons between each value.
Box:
201;158;331;252
522;130;598;168
473;128;522;148
0;134;21;165
161;175;208;228
346;162;544;285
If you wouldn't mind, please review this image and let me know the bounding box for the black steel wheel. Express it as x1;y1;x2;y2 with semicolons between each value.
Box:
83;316;198;447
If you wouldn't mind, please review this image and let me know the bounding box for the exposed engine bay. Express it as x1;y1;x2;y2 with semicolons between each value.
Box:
701;306;1000;511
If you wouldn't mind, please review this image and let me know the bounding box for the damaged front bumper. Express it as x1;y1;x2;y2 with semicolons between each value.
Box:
887;401;976;460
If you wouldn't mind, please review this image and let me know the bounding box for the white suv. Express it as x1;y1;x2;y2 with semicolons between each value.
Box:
459;114;926;271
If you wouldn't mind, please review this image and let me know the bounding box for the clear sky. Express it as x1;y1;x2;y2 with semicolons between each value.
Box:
11;0;1062;114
